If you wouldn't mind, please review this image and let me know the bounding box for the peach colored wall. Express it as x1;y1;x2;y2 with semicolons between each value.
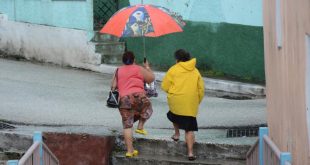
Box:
263;0;310;164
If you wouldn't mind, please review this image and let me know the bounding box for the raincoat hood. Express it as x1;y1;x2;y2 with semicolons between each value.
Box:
178;58;196;71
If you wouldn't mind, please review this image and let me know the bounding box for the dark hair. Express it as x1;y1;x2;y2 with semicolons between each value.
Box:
122;51;135;65
174;49;191;62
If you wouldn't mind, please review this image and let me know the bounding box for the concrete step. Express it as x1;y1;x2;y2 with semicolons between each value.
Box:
94;42;125;55
92;32;120;42
0;132;32;152
0;132;31;164
101;54;123;64
0;151;23;160
0;151;23;165
112;154;245;165
126;138;250;160
93;42;125;64
0;160;7;165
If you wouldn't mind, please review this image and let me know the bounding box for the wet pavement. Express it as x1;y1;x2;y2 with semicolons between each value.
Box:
0;58;266;132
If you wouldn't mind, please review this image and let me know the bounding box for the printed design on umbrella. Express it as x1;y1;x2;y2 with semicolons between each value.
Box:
122;7;154;37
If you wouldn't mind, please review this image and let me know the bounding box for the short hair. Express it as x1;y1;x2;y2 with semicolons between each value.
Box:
122;51;135;65
174;49;191;62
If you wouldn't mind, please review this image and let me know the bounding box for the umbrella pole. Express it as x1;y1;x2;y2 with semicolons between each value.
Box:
143;37;146;63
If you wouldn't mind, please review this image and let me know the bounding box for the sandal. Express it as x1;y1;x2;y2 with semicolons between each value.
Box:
125;150;139;158
135;129;148;135
171;135;179;142
188;155;197;161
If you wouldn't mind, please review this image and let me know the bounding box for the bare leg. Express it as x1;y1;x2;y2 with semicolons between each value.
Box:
172;123;180;138
185;131;195;156
137;119;146;130
123;128;134;153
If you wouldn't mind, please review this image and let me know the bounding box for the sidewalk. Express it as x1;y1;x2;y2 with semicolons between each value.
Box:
0;58;266;129
89;64;266;99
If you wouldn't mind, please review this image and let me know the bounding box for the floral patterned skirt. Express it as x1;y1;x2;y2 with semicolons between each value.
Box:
118;92;153;129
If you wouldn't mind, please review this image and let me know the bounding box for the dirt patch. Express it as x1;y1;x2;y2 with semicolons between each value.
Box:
43;133;115;165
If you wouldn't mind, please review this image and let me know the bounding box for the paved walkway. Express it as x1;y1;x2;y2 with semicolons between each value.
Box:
0;58;266;131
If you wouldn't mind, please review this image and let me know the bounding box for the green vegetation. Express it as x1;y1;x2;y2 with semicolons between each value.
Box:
201;69;265;84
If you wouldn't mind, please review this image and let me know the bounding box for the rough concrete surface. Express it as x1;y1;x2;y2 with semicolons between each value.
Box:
0;58;266;130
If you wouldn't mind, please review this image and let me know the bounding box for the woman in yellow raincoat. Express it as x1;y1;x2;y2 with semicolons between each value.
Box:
161;49;204;161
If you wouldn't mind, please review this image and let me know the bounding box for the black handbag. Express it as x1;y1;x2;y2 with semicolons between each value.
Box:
107;90;119;108
106;69;119;108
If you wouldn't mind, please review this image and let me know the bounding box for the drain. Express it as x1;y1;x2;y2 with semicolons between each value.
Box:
226;127;259;138
0;122;15;130
219;95;252;100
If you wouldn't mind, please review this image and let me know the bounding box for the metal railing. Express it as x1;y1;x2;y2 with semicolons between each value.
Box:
42;143;59;165
263;135;281;164
246;127;292;165
6;131;59;165
246;139;259;165
18;142;40;165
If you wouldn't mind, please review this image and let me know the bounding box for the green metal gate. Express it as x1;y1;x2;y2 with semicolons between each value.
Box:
93;0;119;30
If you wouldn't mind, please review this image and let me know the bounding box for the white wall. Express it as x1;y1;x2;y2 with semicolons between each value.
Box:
0;14;101;68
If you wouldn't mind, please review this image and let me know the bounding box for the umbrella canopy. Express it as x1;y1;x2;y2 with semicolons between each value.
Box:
100;4;185;37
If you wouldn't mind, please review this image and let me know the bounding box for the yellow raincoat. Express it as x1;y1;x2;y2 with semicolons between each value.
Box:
161;58;205;117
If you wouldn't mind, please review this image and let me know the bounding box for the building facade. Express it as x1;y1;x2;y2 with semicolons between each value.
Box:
0;0;264;81
0;0;121;69
263;0;310;164
125;0;265;81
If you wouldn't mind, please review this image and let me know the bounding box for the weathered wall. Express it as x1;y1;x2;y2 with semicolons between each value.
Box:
0;0;15;19
0;0;264;81
263;0;310;164
130;0;262;26
122;0;265;81
0;0;93;31
0;14;101;67
126;21;264;81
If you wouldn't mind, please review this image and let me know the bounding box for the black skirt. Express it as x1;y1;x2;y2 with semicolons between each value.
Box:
167;111;198;131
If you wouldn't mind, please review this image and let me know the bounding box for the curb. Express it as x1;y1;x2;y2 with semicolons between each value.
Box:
0;56;266;98
91;64;266;98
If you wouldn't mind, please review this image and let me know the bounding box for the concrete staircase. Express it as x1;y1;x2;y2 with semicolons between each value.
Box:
112;138;250;165
0;151;23;165
92;31;125;64
0;132;32;165
0;126;255;165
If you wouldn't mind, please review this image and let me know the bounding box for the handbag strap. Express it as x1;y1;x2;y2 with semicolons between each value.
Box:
115;68;118;84
111;68;119;90
110;91;119;104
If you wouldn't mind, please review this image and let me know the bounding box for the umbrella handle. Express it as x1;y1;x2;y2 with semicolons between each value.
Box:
144;57;146;63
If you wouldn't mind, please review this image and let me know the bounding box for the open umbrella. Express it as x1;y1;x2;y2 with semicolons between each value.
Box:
100;4;185;37
100;4;185;97
100;4;185;59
